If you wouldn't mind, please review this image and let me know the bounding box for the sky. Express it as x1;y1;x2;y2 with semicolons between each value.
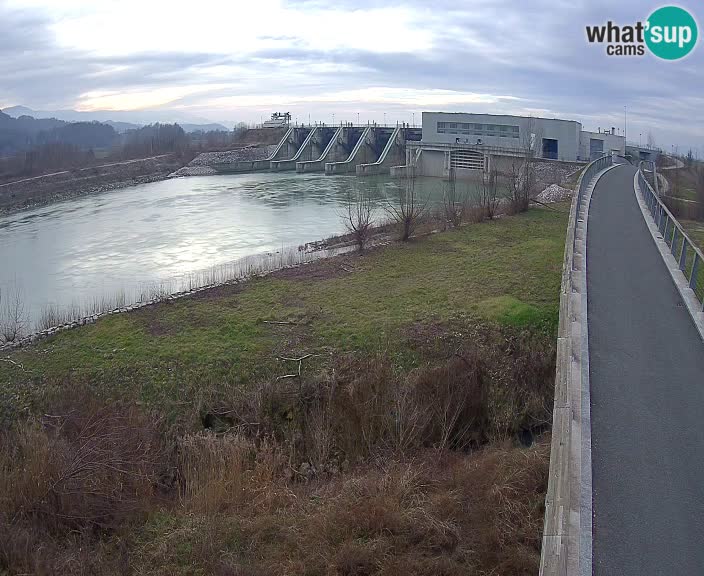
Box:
0;0;702;152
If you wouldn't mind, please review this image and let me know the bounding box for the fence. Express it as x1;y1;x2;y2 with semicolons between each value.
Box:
572;154;613;263
638;161;704;305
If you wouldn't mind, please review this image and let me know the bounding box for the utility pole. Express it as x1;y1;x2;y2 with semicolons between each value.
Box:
412;112;415;127
624;105;627;145
357;112;360;125
383;112;386;126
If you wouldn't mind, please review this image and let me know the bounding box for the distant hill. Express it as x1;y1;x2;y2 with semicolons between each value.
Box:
180;123;230;133
0;110;118;156
2;106;229;133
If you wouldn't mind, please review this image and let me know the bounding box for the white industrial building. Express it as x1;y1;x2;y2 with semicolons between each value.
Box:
409;112;625;179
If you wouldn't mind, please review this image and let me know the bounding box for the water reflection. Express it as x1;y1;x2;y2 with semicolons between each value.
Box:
0;172;495;329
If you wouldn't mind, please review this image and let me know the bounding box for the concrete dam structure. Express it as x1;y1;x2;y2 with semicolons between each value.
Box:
174;124;423;177
257;124;422;175
325;126;421;175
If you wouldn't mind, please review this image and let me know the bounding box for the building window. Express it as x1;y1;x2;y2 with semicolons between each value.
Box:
436;120;520;138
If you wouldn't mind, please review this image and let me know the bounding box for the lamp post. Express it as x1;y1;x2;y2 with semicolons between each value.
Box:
383;112;386;126
412;112;415;127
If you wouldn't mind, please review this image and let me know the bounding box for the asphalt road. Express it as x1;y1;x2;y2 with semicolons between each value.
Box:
588;164;704;575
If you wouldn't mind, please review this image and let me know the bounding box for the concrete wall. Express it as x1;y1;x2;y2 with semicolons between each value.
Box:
626;145;660;163
580;130;625;160
415;148;447;178
422;112;583;162
356;127;422;175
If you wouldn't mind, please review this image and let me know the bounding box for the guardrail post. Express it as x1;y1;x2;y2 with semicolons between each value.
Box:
671;228;679;256
690;254;700;291
679;240;688;272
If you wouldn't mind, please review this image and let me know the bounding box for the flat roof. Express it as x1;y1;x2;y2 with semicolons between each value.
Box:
422;111;581;125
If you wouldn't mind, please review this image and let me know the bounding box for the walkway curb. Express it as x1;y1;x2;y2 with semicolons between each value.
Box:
633;173;704;342
540;161;616;576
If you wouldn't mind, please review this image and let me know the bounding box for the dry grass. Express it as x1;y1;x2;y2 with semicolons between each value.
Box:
206;330;551;470
0;322;554;576
134;438;549;576
0;334;554;575
0;392;167;575
0;311;556;576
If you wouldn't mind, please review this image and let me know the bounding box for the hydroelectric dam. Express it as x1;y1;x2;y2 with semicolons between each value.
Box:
185;123;423;177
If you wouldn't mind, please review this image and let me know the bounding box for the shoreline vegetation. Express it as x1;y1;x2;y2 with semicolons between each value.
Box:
0;126;288;217
0;203;569;575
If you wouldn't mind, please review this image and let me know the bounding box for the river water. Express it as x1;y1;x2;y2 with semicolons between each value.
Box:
1;172;485;331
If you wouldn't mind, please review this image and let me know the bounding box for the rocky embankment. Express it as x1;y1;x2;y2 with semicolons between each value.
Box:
170;145;278;177
536;183;573;203
0;155;182;215
533;160;583;187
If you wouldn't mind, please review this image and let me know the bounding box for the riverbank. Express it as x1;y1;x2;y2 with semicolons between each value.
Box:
0;154;183;216
0;128;288;216
0;205;568;575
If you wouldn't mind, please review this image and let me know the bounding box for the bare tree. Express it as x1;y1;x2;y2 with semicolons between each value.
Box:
442;168;468;228
647;131;656;149
506;118;541;214
686;149;694;167
0;286;27;344
695;164;704;221
384;177;428;241
478;167;499;220
341;187;374;252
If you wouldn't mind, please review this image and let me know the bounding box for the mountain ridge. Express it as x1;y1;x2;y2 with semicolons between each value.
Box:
2;106;229;133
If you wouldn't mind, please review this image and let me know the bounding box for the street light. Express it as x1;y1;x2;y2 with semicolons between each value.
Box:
383;112;386;126
357;112;360;125
412;112;415;127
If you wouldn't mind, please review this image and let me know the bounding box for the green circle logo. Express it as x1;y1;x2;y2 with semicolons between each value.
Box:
645;6;698;60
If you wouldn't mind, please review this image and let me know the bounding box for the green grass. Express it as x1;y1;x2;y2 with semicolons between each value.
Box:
682;220;704;253
0;207;568;425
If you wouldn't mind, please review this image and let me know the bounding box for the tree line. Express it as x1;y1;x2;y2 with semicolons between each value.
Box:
0;112;248;181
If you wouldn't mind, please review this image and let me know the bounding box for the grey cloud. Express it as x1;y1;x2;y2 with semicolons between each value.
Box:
1;0;703;148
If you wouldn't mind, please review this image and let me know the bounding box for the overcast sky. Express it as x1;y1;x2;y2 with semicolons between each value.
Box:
1;0;702;151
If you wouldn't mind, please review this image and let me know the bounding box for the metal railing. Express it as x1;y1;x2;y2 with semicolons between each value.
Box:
572;154;613;265
637;162;704;307
576;154;612;208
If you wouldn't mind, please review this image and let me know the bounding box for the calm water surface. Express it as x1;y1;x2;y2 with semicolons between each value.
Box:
1;172;465;329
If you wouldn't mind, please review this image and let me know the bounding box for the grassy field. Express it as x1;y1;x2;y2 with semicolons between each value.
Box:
682;219;704;253
0;206;566;425
661;163;703;221
0;205;568;575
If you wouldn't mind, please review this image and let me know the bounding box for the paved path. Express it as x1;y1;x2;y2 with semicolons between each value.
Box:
587;164;704;575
